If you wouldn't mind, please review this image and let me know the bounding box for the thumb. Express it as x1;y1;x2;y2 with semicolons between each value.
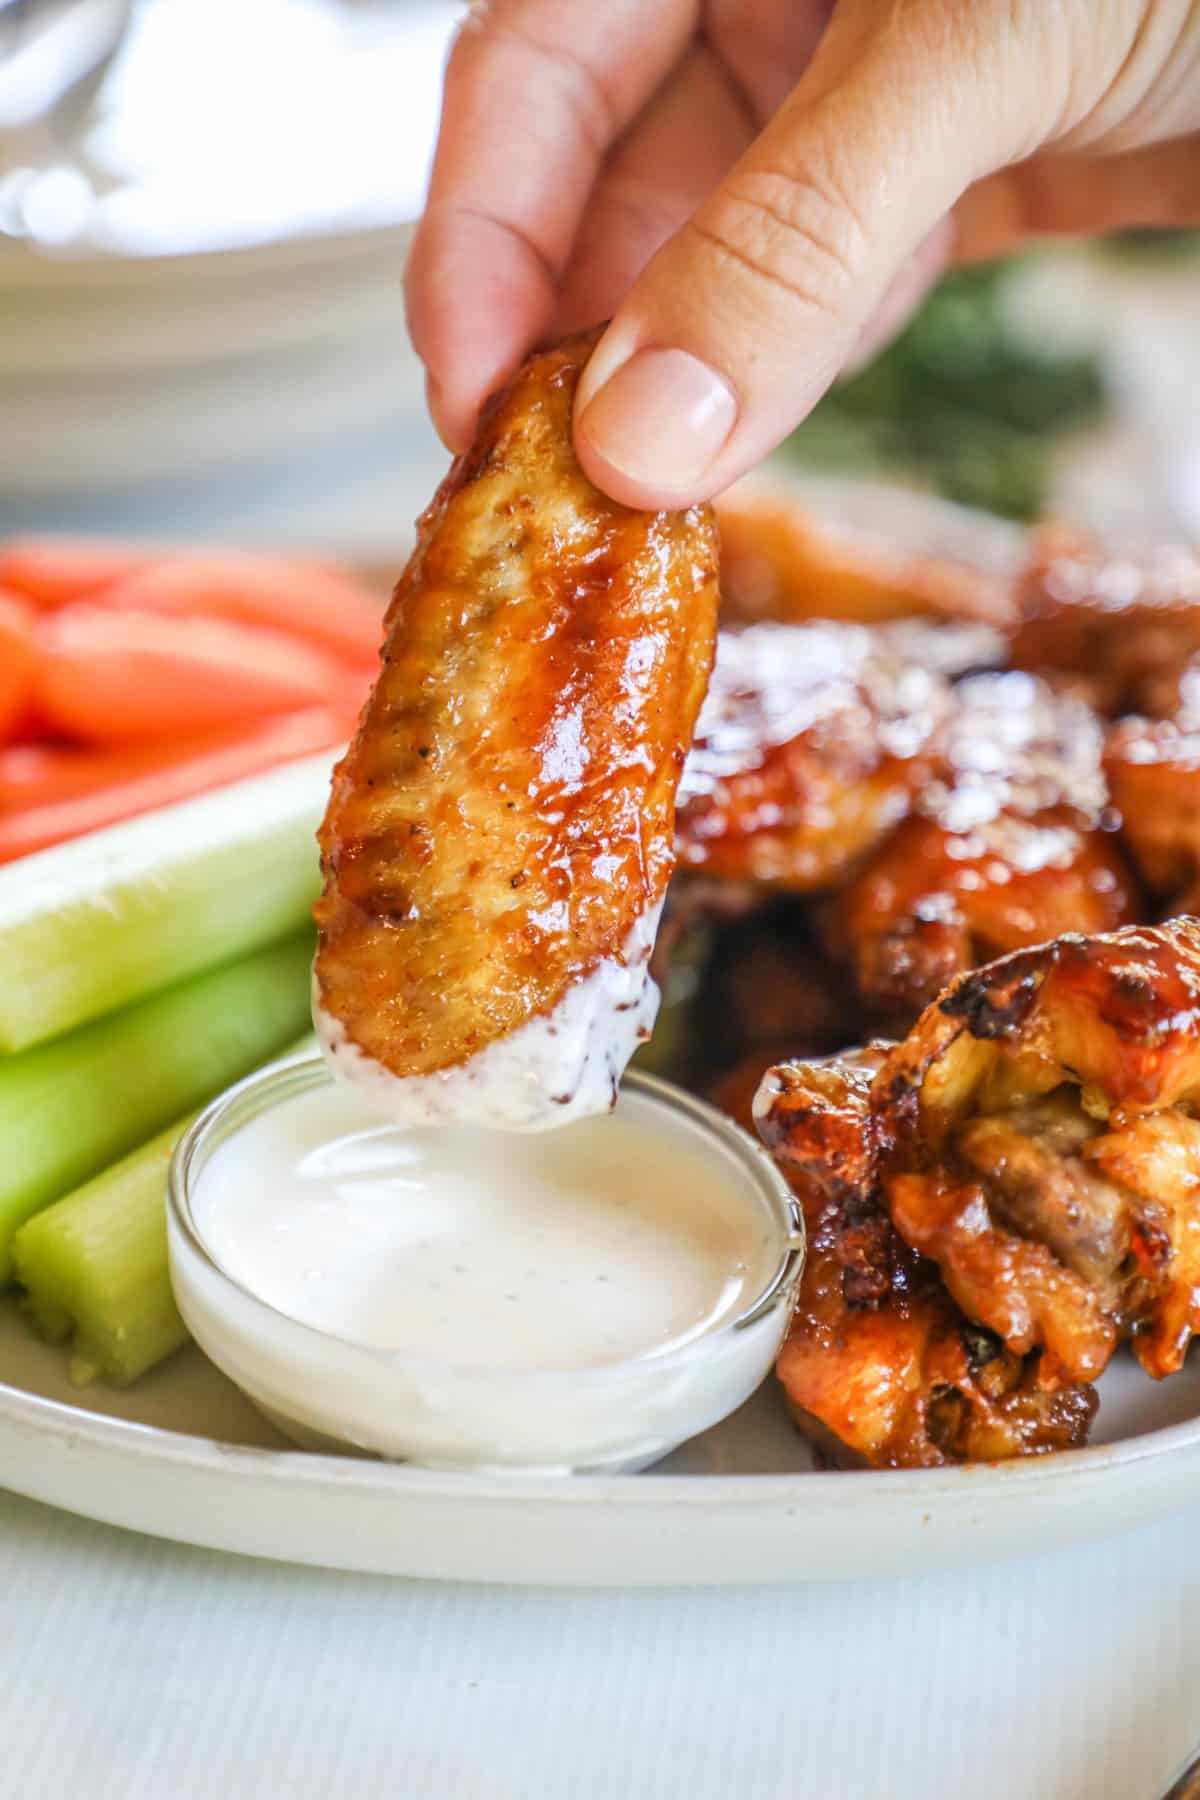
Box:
573;0;1039;509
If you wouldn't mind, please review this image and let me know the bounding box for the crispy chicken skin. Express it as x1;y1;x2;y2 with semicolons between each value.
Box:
675;623;949;892
1010;525;1200;716
716;487;1013;628
314;331;719;1083
753;1048;1097;1467
876;919;1200;1383
830;673;1138;1027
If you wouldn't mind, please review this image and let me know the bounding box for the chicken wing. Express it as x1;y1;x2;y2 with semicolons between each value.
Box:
753;1047;1097;1467
716;486;1013;628
830;672;1139;1028
1010;525;1200;716
674;622;950;892
313;331;719;1127
1105;707;1200;914
876;918;1200;1382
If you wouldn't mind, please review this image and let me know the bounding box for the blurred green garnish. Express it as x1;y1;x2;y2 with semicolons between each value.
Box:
782;260;1107;519
1105;227;1200;259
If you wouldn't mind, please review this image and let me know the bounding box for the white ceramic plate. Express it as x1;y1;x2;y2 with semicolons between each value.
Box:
4;1298;1200;1584
0;481;1195;1584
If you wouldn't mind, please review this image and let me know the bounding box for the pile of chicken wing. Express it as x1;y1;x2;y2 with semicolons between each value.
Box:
665;491;1200;1470
316;329;1200;1472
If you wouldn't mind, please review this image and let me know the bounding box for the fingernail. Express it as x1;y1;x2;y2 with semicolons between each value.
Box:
577;348;737;489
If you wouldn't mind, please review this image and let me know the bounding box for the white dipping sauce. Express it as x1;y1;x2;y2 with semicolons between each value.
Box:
170;1064;802;1471
194;1081;773;1372
312;902;664;1133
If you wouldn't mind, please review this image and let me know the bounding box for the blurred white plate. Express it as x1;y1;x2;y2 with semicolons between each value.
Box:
0;221;417;375
3;1300;1200;1585
0;0;462;265
0;0;460;494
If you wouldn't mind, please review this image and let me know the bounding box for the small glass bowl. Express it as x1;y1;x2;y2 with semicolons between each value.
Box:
167;1056;805;1475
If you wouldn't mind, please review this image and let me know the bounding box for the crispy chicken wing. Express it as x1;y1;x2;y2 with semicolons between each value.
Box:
313;331;719;1126
875;918;1200;1382
1010;526;1200;716
830;672;1139;1027
716;487;1013;628
675;623;949;892
753;1047;1097;1467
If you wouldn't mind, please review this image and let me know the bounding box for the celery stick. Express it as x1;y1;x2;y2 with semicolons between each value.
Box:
0;931;313;1282
0;752;334;1053
14;1030;320;1385
15;1118;191;1385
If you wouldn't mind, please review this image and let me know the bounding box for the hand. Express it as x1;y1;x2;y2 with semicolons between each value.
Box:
405;0;1200;509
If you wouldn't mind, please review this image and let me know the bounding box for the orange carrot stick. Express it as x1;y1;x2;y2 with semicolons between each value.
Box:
0;538;155;607
102;555;384;665
0;739;212;814
0;707;354;862
36;605;346;744
0;592;39;742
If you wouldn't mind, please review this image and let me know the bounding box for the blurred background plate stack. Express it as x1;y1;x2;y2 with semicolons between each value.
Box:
1;0;1198;560
0;0;463;552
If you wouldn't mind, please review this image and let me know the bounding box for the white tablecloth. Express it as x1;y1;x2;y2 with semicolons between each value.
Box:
3;1484;1196;1799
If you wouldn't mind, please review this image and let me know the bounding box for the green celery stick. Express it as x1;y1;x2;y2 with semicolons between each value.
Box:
0;932;313;1282
15;1118;191;1384
13;1031;320;1386
0;752;333;1053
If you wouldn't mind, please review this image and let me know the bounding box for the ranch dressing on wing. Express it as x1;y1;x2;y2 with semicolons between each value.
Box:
313;901;664;1132
192;1078;777;1370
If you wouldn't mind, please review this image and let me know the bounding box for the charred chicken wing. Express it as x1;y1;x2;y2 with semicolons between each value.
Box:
754;1047;1097;1467
314;332;719;1127
876;918;1200;1383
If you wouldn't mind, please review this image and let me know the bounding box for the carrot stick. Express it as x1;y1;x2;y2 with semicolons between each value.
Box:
0;708;353;862
101;555;384;666
0;739;214;814
0;538;155;607
0;592;39;742
36;605;346;744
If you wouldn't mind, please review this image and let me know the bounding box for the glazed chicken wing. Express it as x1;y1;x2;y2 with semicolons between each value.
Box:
674;622;949;892
1010;525;1200;716
1105;705;1200;914
314;331;719;1126
875;918;1200;1383
716;487;1013;628
753;1047;1097;1467
830;672;1139;1028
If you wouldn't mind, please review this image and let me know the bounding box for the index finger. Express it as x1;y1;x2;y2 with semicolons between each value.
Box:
404;0;695;451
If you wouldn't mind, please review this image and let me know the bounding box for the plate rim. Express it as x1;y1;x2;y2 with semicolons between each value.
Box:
4;1359;1198;1508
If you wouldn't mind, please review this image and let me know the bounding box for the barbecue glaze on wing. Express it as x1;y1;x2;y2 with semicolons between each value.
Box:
876;919;1200;1382
753;1048;1097;1467
1010;526;1200;715
314;332;719;1119
1105;705;1200;914
675;623;949;892
831;672;1138;1028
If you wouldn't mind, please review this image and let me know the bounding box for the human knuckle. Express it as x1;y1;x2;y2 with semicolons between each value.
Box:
449;10;613;159
694;164;866;316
